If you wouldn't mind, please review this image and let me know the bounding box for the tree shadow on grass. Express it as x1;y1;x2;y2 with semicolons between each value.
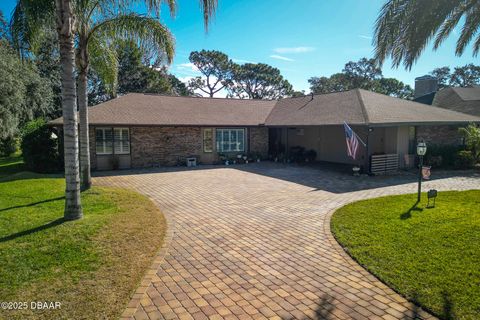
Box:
441;291;455;320
403;291;455;320
0;217;66;243
0;196;64;213
400;201;423;220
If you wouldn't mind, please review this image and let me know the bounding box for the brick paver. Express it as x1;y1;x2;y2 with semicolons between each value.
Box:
95;163;479;320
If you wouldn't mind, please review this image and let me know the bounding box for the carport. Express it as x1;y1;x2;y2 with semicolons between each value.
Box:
265;89;479;173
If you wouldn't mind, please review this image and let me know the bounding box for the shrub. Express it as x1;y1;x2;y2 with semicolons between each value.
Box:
454;150;475;169
0;137;17;157
21;119;63;173
459;124;480;163
424;144;462;168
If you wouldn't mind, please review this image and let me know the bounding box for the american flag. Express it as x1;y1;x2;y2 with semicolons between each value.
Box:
343;122;360;160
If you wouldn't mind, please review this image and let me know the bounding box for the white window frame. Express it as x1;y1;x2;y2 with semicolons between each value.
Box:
216;128;245;152
114;128;130;155
95;127;113;155
95;127;130;155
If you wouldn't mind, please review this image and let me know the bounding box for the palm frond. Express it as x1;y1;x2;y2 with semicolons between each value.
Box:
374;0;462;69
433;1;474;50
87;34;118;95
456;2;480;55
90;13;175;63
10;0;56;55
199;0;217;31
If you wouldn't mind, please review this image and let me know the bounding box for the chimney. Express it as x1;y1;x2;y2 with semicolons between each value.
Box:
414;75;438;99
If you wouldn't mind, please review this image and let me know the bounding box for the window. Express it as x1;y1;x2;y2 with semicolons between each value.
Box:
95;127;130;155
216;129;245;152
203;128;213;153
96;128;113;155
114;128;130;154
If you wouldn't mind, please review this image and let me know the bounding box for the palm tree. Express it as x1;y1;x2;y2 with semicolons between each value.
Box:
11;0;217;217
374;0;480;69
75;6;175;190
12;0;82;219
13;0;217;191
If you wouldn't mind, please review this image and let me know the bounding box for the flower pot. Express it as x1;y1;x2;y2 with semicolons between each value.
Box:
352;166;360;176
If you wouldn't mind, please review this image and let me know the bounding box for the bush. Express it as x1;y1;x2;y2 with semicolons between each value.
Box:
21;119;63;173
0;137;17;157
424;144;462;168
454;150;475;169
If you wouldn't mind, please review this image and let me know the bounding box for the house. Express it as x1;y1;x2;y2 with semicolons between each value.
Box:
414;75;480;116
50;89;480;172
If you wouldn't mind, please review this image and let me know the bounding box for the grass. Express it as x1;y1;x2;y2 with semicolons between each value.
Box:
0;173;167;319
331;191;480;320
0;153;25;179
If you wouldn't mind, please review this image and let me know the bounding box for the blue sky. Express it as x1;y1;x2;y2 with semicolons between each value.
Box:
1;0;477;95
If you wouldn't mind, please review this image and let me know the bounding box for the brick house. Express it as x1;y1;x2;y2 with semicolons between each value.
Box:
413;75;480;117
51;89;480;172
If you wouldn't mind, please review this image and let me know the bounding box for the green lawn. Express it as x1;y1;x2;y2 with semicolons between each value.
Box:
0;153;25;179
0;173;166;319
331;191;480;320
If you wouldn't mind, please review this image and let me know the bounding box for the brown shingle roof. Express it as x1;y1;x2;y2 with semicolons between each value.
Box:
358;89;480;126
50;89;480;127
265;89;480;126
451;87;480;101
265;90;367;126
50;93;276;126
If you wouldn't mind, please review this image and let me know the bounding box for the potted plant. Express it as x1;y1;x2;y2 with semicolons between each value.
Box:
305;149;317;163
352;166;360;176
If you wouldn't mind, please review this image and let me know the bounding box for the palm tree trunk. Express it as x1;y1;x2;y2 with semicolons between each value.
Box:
78;47;91;190
56;0;82;220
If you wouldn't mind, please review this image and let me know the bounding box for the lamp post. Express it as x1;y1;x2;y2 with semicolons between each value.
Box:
416;140;427;202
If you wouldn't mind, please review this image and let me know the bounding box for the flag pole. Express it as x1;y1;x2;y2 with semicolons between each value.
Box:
344;122;367;147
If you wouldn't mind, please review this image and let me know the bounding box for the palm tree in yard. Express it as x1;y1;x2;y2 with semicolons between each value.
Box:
75;5;176;190
12;0;217;218
12;0;83;219
374;0;480;69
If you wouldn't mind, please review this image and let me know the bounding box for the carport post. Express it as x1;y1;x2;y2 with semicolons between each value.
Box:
365;127;371;174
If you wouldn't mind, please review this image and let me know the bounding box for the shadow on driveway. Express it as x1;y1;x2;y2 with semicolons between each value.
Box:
93;161;478;194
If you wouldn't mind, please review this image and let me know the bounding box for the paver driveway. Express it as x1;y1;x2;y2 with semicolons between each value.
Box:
95;163;479;320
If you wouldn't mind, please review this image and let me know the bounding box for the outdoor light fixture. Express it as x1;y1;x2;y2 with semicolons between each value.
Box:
417;141;427;156
416;140;427;202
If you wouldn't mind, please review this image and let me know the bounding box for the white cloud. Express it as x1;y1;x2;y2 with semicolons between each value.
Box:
358;35;372;40
270;55;295;62
176;62;199;72
273;46;315;54
177;76;195;83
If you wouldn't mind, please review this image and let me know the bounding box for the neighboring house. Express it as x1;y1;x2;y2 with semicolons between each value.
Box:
50;89;480;172
414;75;480;116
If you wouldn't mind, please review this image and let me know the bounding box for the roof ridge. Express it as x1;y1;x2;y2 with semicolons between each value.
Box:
355;89;370;125
128;92;277;103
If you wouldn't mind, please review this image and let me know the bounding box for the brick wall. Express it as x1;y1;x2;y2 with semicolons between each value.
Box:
88;126;270;168
131;126;203;167
249;127;269;158
416;125;463;146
